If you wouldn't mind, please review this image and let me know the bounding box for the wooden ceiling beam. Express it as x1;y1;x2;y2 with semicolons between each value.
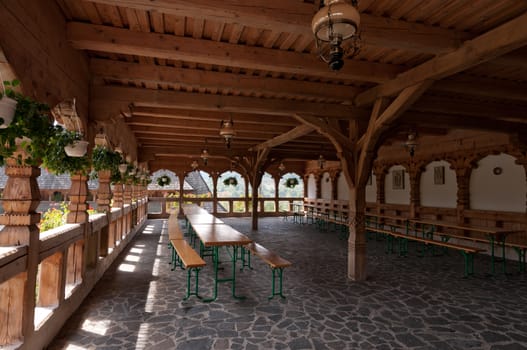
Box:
250;125;315;151
68;22;402;83
131;107;298;126
83;0;467;54
433;76;527;102
91;85;361;119
90;59;359;102
127;116;292;133
355;11;527;106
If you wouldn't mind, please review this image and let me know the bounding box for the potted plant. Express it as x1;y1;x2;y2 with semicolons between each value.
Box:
91;145;123;183
64;132;89;157
0;85;58;167
0;79;19;128
42;128;91;175
223;176;238;186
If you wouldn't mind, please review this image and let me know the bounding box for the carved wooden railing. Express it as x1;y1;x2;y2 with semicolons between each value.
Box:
0;198;148;350
147;196;304;218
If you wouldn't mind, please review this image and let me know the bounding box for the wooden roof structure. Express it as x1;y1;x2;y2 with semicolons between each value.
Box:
3;0;527;174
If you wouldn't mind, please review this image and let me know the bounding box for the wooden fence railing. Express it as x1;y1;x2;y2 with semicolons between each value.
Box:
0;198;148;350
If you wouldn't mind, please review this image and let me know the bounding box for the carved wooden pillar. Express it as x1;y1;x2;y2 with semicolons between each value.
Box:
123;180;132;231
450;156;475;224
303;174;309;198
0;154;41;345
330;170;340;200
96;170;112;213
348;185;367;281
178;174;185;216
97;170;112;256
314;173;322;199
211;173;219;214
112;182;124;241
373;163;386;216
407;162;424;219
67;173;93;272
274;175;280;212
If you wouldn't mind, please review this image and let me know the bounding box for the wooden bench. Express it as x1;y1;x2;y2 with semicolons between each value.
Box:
170;239;206;300
241;242;292;299
167;215;184;262
368;227;484;277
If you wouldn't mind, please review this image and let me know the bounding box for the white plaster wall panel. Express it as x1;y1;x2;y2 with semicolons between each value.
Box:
420;160;457;208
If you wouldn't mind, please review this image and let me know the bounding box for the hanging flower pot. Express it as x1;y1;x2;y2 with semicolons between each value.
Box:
64;140;89;157
0;96;17;128
0;79;20;129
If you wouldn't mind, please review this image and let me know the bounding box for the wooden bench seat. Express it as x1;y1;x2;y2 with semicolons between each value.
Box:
170;239;206;300
368;227;484;277
242;242;292;299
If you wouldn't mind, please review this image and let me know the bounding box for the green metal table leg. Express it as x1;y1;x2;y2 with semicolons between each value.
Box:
461;251;475;278
203;246;220;302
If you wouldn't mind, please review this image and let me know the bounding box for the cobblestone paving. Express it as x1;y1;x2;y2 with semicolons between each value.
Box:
49;218;527;350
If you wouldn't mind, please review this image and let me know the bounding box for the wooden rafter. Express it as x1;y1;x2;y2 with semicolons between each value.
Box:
67;22;402;83
293;114;353;154
82;0;467;54
90;86;360;119
355;11;527;106
250;125;315;151
90;59;359;102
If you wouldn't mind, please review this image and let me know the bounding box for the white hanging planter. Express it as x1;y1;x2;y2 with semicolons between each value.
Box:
64;140;89;157
0;96;17;128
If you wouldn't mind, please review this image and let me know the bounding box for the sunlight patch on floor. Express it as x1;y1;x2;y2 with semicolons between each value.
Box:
118;263;136;272
144;281;158;313
125;254;141;263
134;322;150;350
65;344;88;350
81;319;111;336
129;247;144;254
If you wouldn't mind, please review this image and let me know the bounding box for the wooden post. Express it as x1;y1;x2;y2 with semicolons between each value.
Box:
373;164;386;216
67;173;92;271
0;149;42;345
97;170;112;256
123;181;132;231
348;186;367;281
179;174;185;216
407;161;424;219
112;182;124;241
212;172;219;214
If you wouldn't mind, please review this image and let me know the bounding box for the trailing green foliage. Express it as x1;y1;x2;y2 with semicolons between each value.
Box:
223;176;238;186
0;80;57;167
42;129;91;175
91;146;123;183
157;175;171;187
40;203;69;232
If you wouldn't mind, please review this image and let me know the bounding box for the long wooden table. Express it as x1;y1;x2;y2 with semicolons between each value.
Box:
183;205;252;302
190;223;252;302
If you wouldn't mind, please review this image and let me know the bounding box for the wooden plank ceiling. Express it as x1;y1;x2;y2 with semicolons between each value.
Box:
56;0;527;171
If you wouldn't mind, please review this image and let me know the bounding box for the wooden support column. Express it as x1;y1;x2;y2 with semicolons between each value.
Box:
303;174;309;198
407;161;425;219
123;180;132;231
212;172;219;214
330;170;340;200
67;173;92;271
178;174;185;216
449;156;476;224
0;152;41;345
97;170;112;257
240;148;269;230
373;163;387;216
112;182;124;242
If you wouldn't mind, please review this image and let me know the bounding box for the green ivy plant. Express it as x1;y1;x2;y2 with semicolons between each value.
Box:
42;129;91;175
0;80;58;167
91;146;123;183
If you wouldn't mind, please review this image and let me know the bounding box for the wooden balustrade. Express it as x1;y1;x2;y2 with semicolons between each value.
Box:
0;198;148;350
147;196;304;218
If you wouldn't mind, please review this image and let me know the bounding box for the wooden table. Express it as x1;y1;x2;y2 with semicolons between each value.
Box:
181;204;209;216
409;218;523;274
190;223;252;302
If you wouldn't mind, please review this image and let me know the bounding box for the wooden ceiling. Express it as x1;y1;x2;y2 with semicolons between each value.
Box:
55;0;527;171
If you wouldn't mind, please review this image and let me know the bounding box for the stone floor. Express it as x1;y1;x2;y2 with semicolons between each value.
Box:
49;217;527;350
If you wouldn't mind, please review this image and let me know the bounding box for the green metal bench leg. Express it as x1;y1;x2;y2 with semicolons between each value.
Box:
171;251;184;270
268;267;286;300
461;251;475;278
183;267;203;300
240;247;252;270
513;247;526;272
